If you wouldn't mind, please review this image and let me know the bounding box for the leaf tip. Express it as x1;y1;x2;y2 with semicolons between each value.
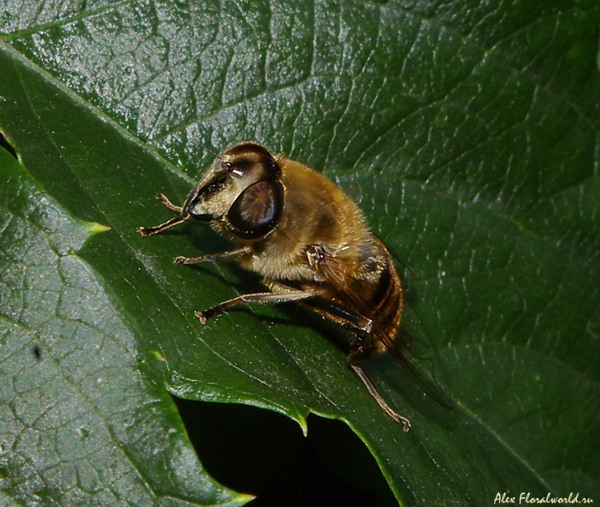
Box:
234;493;256;505
84;222;111;235
142;349;166;363
295;414;309;437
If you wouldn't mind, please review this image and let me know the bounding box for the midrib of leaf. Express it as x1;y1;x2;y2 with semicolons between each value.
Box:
1;40;190;194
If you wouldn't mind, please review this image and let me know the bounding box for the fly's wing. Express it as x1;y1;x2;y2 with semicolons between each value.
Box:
393;308;454;409
312;241;453;409
297;249;376;334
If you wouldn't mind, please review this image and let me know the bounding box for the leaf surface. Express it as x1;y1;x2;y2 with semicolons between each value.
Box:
1;1;598;505
0;144;246;505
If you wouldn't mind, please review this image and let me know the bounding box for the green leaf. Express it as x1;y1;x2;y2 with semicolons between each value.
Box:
1;1;599;505
0;146;248;505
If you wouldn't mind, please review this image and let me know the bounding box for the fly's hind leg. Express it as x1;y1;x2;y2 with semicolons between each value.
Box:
300;297;410;429
348;343;411;431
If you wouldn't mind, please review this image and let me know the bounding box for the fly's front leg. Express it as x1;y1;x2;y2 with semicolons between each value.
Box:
137;193;188;236
155;193;183;213
196;287;322;324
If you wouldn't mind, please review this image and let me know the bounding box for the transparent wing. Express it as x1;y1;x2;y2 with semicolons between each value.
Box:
313;242;453;409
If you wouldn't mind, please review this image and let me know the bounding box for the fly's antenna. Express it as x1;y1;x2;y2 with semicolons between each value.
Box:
205;148;223;161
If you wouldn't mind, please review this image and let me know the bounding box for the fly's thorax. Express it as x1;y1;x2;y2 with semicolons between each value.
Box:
236;158;375;283
277;159;373;251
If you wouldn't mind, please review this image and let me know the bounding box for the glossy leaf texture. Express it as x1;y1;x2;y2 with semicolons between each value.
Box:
1;1;598;505
0;148;249;506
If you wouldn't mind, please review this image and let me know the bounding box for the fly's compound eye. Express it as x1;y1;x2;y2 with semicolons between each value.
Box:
227;180;284;239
